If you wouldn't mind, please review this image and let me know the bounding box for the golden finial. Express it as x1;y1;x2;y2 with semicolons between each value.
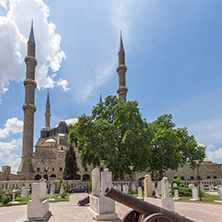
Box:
120;30;122;36
31;19;33;26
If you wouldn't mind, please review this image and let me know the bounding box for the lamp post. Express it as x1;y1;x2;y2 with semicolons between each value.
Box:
44;167;49;189
195;160;202;201
66;176;68;192
129;166;134;191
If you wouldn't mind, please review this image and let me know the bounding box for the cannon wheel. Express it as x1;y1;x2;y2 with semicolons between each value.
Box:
122;210;151;222
142;213;174;222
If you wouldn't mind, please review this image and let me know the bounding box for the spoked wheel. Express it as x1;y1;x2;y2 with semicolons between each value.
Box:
142;213;174;222
122;210;151;222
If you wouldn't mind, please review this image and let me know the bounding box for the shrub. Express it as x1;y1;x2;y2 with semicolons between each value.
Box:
61;191;67;198
58;178;66;192
128;190;137;195
172;178;181;187
2;195;11;205
170;186;205;197
15;190;22;198
88;181;92;192
0;190;12;205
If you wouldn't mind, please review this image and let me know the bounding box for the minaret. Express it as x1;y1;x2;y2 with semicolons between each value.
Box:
116;30;128;102
45;89;51;130
18;21;37;179
99;91;102;103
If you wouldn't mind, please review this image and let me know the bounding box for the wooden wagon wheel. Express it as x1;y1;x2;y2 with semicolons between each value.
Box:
142;213;175;222
122;210;152;222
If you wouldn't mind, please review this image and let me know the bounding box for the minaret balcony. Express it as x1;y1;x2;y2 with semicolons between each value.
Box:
116;64;127;73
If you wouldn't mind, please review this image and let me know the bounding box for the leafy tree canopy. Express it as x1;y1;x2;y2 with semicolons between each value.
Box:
69;96;150;179
146;114;206;179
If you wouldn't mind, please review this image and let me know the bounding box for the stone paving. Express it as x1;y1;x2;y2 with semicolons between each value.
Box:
0;193;221;222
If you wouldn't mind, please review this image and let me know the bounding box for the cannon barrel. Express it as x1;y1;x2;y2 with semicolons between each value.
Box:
104;186;194;222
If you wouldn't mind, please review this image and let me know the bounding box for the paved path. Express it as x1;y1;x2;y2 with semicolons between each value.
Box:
0;194;221;222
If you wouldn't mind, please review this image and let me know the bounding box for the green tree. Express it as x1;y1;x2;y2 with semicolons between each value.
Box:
147;114;206;180
58;178;66;191
63;144;78;180
69;96;149;179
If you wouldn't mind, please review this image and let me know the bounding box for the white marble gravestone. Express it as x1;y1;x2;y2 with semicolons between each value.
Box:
123;184;129;194
27;183;51;221
144;174;153;198
173;189;180;200
190;187;198;201
173;183;177;187
89;168;118;221
137;186;143;199
39;178;47;200
92;168;100;197
214;186;222;203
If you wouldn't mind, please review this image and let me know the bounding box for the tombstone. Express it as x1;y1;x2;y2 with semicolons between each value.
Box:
144;174;153;198
49;182;55;200
113;185;118;190
60;184;64;196
161;177;170;198
173;183;177;187
190;187;198;201
199;183;204;191
89;168;118;221
188;183;194;189
161;177;175;211
157;181;161;192
123;184;129;194
21;184;29;197
92;168;100;197
155;188;160;198
214;186;222;203
39;178;47;200
168;182;171;188
152;182;155;192
10;189;19;204
27;183;51;221
131;183;136;192
137;186;143;199
173;189;180;200
117;184;122;191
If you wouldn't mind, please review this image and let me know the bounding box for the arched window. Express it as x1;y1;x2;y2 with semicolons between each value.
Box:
50;174;56;179
75;174;81;180
43;174;48;180
82;174;90;181
35;174;41;180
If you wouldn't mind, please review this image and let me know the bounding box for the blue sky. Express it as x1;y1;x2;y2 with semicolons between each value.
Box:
0;0;222;173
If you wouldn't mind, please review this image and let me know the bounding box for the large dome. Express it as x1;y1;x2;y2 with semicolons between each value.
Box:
55;117;78;128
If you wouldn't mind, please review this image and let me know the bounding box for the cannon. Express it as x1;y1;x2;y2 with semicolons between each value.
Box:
77;195;89;206
104;186;195;222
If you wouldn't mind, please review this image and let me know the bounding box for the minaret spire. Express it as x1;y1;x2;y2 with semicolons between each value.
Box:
99;91;102;103
45;89;51;129
18;21;37;178
117;30;128;102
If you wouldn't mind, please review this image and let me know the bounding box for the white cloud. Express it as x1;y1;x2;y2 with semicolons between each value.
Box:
0;138;21;173
206;148;222;164
56;78;71;92
0;117;23;139
0;0;68;101
0;0;8;10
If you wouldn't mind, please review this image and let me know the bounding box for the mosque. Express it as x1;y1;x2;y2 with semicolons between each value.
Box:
0;23;221;187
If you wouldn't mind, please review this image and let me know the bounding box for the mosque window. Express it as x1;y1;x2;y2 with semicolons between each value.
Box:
44;162;48;165
61;147;63;150
207;176;211;179
60;167;62;172
37;168;40;172
190;176;194;180
85;167;88;172
214;176;217;179
37;162;41;166
52;168;54;172
51;162;55;166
